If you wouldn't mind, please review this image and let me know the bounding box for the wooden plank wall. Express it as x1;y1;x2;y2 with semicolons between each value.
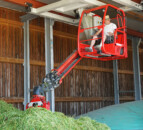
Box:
0;7;143;116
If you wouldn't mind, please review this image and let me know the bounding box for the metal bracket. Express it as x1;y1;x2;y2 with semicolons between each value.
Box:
74;10;80;19
20;14;38;22
25;2;33;12
141;0;143;5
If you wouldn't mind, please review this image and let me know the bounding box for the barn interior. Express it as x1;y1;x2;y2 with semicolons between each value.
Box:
0;0;143;129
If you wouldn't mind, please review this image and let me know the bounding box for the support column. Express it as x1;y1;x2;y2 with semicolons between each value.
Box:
23;21;30;110
113;60;120;104
44;18;55;112
132;37;142;100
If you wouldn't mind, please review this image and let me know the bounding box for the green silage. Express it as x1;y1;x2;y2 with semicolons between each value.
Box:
0;101;110;130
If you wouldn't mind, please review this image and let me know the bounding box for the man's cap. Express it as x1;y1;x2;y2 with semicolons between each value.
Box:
105;15;110;20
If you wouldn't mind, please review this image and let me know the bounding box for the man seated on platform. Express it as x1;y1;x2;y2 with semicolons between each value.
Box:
85;15;117;52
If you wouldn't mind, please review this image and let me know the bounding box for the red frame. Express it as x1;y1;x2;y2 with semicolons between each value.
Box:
56;50;82;83
78;4;127;61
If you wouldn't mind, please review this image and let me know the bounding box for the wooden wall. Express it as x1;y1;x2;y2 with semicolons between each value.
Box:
0;7;143;116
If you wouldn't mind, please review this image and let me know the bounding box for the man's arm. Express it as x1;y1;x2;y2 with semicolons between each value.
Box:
108;24;117;36
108;32;114;36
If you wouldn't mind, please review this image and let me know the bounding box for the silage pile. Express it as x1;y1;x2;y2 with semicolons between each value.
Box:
0;101;110;130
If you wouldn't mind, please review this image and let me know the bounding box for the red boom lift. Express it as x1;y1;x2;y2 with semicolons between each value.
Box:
26;4;127;110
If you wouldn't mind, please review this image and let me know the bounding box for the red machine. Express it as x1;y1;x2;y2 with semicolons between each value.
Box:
26;50;81;110
26;95;50;110
27;4;127;110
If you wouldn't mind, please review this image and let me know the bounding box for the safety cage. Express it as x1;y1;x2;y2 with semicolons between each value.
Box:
78;4;128;61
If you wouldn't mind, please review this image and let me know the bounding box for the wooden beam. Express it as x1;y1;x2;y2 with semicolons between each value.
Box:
30;60;45;66
0;96;136;103
0;57;143;75
0;18;23;27
128;46;143;53
0;57;24;64
126;12;143;22
55;96;135;102
0;57;46;66
74;65;113;73
0;57;45;66
0;97;24;103
54;63;143;75
127;28;143;38
132;0;141;4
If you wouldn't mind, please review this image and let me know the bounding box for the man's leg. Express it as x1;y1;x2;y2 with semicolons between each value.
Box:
85;35;97;52
95;35;106;50
100;35;106;46
90;35;98;48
